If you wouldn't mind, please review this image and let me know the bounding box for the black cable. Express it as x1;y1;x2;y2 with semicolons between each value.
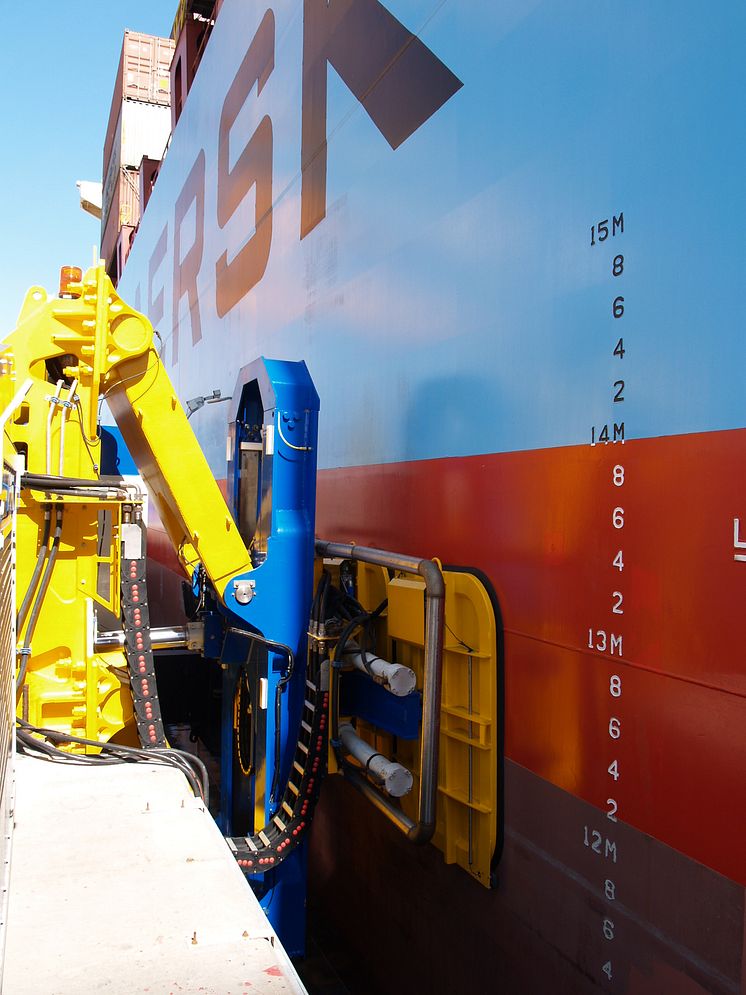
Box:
16;505;51;633
270;688;283;804
150;747;210;803
17;729;124;766
150;751;203;799
22;473;125;488
315;570;331;625
21;473;130;501
234;670;254;777
310;571;325;625
17;731;199;796
21;480;129;501
17;506;63;691
226;626;296;805
16;720;209;802
25;487;126;501
327;597;388;748
98;330;163;422
72;398;101;473
226;628;295;676
334;599;389;663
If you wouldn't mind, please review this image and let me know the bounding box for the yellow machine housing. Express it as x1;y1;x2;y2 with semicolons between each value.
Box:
2;264;251;747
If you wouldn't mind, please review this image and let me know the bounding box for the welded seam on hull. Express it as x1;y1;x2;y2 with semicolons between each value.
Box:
503;627;746;700
504;825;740;995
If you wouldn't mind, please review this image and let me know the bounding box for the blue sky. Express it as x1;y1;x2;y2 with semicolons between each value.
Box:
0;1;176;336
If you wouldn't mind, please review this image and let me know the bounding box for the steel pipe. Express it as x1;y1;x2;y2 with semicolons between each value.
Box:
342;766;417;836
316;539;445;845
339;722;413;797
95;623;204;652
57;379;78;475
343;645;416;697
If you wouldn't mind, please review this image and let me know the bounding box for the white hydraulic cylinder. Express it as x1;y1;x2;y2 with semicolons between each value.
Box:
343;646;417;697
339;723;413;798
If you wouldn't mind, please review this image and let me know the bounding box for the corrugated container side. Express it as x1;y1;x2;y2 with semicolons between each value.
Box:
120;101;171;168
122;32;174;105
102;31;174;189
101;168;140;274
102;102;171;234
101;105;124;229
103;49;125;179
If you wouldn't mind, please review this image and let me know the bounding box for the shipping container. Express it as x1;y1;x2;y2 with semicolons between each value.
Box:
100;167;139;278
103;31;174;179
113;225;137;284
102;100;171;226
171;0;217;42
139;157;161;215
171;7;216;128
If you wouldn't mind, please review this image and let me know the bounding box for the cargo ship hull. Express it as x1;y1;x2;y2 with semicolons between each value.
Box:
118;1;746;990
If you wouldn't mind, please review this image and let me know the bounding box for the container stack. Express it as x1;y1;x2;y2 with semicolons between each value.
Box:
170;1;218;130
101;31;175;284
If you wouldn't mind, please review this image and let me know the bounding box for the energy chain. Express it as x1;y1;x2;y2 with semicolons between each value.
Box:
227;669;328;873
120;519;166;748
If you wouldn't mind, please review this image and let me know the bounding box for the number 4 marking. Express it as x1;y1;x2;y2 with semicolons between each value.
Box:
613;550;624;571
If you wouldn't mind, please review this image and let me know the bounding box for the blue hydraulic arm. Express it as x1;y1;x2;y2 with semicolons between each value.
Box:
214;358;320;955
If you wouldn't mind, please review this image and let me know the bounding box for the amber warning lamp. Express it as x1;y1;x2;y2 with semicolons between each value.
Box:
58;266;83;299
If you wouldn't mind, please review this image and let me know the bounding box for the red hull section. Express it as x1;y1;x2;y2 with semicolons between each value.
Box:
316;429;746;886
309;762;743;995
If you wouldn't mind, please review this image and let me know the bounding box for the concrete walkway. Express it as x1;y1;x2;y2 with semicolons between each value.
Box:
3;755;306;995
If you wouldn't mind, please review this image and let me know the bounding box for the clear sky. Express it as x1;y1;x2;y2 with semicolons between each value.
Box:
0;1;177;336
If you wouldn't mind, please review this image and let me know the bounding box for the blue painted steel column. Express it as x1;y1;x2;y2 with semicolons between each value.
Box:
222;358;319;955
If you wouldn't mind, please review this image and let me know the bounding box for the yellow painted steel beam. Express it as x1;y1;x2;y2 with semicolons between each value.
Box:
105;345;251;598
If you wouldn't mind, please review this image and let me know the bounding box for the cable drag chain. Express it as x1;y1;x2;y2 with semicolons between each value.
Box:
228;679;328;874
120;520;166;749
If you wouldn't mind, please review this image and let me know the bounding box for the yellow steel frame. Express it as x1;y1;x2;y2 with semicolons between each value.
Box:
2;264;251;748
340;561;499;886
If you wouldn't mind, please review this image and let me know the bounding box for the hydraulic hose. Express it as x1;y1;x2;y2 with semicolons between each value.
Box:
45;380;63;475
57;379;78;475
16;505;51;634
17;506;63;691
329;599;388;748
22;473;126;489
226;627;295;805
21;474;128;500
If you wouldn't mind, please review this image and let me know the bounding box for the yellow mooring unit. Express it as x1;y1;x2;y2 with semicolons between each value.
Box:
3;263;250;749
